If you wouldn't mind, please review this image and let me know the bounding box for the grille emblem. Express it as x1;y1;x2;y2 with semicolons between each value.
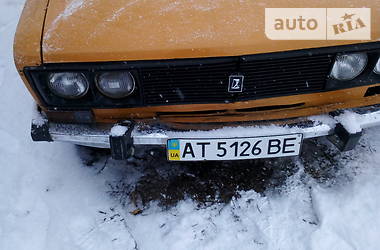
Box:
228;75;244;93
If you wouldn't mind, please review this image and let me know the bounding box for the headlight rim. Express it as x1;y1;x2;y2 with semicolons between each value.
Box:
373;58;380;75
95;71;136;99
47;72;90;100
330;52;368;81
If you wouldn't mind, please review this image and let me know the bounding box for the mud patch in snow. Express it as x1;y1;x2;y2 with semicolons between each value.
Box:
105;137;348;209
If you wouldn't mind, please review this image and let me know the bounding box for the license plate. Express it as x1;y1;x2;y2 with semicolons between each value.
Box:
167;134;303;161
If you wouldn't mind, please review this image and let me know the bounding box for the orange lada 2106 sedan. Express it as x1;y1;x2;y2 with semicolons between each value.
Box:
14;0;380;161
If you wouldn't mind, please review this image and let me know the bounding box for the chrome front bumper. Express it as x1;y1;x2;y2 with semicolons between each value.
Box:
37;109;380;150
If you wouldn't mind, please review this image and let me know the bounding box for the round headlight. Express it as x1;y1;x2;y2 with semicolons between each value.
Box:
374;58;380;74
330;53;368;81
48;72;89;99
96;72;135;99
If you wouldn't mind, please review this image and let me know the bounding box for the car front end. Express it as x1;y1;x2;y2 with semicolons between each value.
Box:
14;0;380;161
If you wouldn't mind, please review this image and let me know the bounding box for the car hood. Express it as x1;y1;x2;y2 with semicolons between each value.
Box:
42;0;380;63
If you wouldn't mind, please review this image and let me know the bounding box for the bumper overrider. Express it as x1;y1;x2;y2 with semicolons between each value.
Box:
31;107;380;160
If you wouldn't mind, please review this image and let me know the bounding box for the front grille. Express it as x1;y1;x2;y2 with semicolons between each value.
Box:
24;42;380;110
141;61;237;104
141;54;333;105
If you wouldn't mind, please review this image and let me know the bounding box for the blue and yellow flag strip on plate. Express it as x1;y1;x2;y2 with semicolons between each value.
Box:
167;139;181;161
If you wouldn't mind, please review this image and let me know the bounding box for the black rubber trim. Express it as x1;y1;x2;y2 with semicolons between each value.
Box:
328;123;362;151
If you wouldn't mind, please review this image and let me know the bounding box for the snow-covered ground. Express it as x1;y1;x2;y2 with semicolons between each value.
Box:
1;1;380;250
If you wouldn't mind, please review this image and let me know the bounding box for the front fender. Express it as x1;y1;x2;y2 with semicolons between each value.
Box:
14;0;50;105
14;0;50;70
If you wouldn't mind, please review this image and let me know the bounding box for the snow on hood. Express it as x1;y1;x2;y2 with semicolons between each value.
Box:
41;0;380;63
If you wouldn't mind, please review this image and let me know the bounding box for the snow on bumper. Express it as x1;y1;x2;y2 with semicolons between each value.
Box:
31;108;380;150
